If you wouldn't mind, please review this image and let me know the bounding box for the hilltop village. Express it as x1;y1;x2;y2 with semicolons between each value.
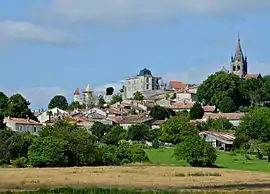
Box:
0;36;269;170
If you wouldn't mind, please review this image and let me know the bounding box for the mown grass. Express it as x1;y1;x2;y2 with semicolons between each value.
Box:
145;148;270;172
0;187;268;194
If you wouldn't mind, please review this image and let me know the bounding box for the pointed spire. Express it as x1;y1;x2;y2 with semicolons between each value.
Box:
74;88;80;95
85;84;92;92
234;33;244;61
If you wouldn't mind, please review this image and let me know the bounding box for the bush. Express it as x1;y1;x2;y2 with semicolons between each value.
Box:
12;157;28;168
152;139;160;149
174;135;217;167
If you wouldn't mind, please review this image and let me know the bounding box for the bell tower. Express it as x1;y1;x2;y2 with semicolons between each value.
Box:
230;34;248;78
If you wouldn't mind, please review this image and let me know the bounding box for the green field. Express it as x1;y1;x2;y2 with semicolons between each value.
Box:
145;148;270;172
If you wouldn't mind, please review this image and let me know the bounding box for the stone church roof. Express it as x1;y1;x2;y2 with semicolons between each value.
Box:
234;36;245;62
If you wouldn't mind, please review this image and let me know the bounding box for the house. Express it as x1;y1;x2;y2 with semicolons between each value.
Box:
151;120;166;129
156;99;171;107
37;107;68;123
167;81;191;91
118;114;155;129
201;113;245;127
166;102;195;112
176;90;196;103
73;117;94;129
4;117;42;134
199;131;235;151
244;74;262;80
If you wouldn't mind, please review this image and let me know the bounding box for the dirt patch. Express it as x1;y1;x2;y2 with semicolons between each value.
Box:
0;166;270;190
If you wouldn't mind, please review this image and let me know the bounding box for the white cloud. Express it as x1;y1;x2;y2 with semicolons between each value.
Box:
0;21;79;44
1;86;71;110
163;62;270;84
47;0;270;24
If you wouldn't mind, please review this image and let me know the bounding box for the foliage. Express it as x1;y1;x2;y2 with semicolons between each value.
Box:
4;94;37;121
133;91;144;101
48;95;68;110
174;135;217;167
0;114;6;129
160;115;198;145
0;92;8;115
198;118;233;131
91;122;111;142
40;120;98;166
28;137;69;167
240;78;262;108
152;138;160;149
217;96;237;113
236;107;270;143
150;105;169;120
97;95;106;108
127;124;151;142
258;143;270;162
12;157;28;168
171;93;176;99
67;101;85;110
196;71;242;111
189;103;204;119
102;125;126;146
106;87;114;95
110;94;123;105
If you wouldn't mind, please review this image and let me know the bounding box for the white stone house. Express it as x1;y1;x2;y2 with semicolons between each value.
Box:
199;131;235;151
37;107;68;123
4;117;42;134
201;113;245;127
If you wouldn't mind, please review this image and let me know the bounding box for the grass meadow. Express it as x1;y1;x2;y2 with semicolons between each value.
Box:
145;148;270;172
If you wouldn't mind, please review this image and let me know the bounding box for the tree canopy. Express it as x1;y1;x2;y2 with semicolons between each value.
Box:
48;95;68;110
149;105;170;120
110;94;123;105
133;91;144;101
189;103;204;119
106;87;114;95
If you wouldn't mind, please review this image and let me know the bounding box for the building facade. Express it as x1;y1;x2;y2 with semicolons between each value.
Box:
123;68;165;99
4;117;42;134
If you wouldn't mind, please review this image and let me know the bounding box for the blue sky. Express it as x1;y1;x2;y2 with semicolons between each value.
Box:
1;0;270;109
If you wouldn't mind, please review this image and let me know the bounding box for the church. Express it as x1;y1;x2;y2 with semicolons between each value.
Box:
223;35;262;80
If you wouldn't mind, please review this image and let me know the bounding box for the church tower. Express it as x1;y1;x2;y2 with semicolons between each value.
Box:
73;88;81;103
230;35;248;78
83;84;94;110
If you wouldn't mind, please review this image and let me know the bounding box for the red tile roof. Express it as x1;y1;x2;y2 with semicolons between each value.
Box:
202;106;216;112
244;74;261;80
200;131;235;142
74;88;80;95
170;81;190;90
202;113;244;120
167;102;195;109
7;117;42;125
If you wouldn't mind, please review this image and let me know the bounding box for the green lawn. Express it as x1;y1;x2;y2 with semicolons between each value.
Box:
145;148;270;172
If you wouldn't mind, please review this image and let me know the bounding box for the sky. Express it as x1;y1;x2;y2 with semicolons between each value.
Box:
1;0;270;110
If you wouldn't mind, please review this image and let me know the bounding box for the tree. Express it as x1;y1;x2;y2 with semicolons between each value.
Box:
48;95;68;110
5;94;37;121
258;143;270;162
261;76;270;103
174;135;217;167
196;71;242;109
97;95;106;108
218;96;237;113
189;103;204;119
127;124;150;142
171;93;176;99
67;101;85;110
160;114;198;145
198;118;233;132
28;137;69;167
110;94;123;105
240;78;262;108
102;125;126;146
150;105;169;120
236;107;270;143
133;91;144;101
0;92;8;115
106;87;114;95
90;122;111;142
0;114;5;129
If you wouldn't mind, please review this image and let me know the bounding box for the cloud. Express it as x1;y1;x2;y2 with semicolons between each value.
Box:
46;0;270;24
1;86;71;110
0;21;79;44
163;62;270;84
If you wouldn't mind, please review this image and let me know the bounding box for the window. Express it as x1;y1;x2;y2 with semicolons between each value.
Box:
237;66;240;70
146;77;149;83
33;127;37;133
19;126;23;131
146;85;149;89
233;66;236;71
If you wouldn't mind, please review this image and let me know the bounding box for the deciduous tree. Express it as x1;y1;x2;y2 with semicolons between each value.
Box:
106;87;114;95
133;91;144;101
189;103;204;119
48;95;68;110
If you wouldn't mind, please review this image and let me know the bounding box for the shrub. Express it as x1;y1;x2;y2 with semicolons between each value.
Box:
152;138;160;149
174;135;217;167
12;157;28;168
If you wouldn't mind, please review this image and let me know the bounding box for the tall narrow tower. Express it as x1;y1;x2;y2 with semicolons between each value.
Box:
73;88;81;103
83;84;93;110
230;34;248;78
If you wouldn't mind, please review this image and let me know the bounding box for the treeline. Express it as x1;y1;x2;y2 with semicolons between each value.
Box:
0;121;150;167
197;71;270;113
